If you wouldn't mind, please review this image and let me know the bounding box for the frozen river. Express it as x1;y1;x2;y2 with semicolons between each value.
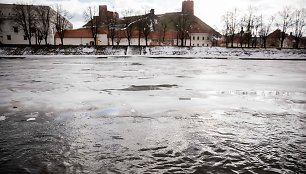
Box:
0;56;305;173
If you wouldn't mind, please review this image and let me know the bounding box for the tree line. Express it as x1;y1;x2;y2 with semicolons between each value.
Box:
8;3;204;47
83;6;159;47
83;6;196;47
222;6;305;49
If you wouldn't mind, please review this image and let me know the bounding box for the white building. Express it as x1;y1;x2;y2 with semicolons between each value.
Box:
54;28;107;46
0;3;73;45
190;33;212;47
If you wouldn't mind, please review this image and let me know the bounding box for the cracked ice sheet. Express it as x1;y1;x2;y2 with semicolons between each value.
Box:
0;56;305;115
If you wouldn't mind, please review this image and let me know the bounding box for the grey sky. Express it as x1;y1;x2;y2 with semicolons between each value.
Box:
1;0;305;31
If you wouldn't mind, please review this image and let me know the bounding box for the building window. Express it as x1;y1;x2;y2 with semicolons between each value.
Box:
24;36;27;40
197;44;199;46
207;44;209;47
197;36;199;40
90;41;94;46
202;37;205;40
207;37;210;40
193;36;195;40
13;27;18;33
202;44;204;46
193;44;195;46
7;35;11;40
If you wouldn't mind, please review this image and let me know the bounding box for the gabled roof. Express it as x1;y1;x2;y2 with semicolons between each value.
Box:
156;12;220;36
267;29;285;39
190;16;218;34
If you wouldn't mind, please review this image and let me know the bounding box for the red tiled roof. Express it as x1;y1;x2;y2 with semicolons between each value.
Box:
55;28;107;38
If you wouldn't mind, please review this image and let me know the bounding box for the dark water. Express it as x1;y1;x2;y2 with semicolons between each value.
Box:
1;109;305;173
0;57;306;173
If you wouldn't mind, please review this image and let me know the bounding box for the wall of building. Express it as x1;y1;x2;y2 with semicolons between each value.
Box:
115;38;150;46
55;37;94;45
190;33;212;47
0;3;71;45
1;19;56;45
54;34;107;46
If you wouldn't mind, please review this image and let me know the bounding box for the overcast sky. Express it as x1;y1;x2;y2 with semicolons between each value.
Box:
2;0;305;31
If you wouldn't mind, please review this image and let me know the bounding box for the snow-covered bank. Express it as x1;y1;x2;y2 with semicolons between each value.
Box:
0;46;305;59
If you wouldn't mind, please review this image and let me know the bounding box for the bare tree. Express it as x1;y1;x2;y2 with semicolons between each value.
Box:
243;6;258;48
35;5;52;45
158;16;170;44
13;3;36;45
103;10;118;46
174;13;192;47
259;15;274;48
135;16;144;46
222;12;231;47
142;10;155;46
292;8;306;49
55;4;71;45
276;6;293;49
109;14;118;46
238;17;246;48
228;8;238;47
222;9;239;47
115;30;121;45
142;20;151;46
122;9;136;46
84;6;99;46
252;16;261;48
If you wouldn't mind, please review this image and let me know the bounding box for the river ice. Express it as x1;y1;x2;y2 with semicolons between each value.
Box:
0;56;305;173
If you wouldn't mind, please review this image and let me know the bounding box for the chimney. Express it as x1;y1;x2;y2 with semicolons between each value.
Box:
182;0;194;15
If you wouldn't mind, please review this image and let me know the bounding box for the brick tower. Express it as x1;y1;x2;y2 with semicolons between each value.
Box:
99;5;108;18
182;0;194;15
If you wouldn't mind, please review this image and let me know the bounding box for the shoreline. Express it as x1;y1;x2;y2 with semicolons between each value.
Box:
1;55;306;61
0;46;305;60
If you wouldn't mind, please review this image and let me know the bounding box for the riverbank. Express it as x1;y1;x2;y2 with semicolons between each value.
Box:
0;46;305;59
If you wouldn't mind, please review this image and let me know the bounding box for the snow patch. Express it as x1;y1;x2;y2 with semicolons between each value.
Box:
82;47;95;53
1;46;305;59
26;118;36;121
0;116;6;121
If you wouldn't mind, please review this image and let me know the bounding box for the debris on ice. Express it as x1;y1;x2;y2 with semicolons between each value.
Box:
0;116;6;121
26;118;36;121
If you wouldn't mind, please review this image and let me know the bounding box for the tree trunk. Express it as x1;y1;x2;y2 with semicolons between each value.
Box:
28;36;32;46
145;36;148;46
44;36;48;45
280;33;285;49
263;37;267;48
254;36;257;48
295;38;300;49
138;32;141;47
